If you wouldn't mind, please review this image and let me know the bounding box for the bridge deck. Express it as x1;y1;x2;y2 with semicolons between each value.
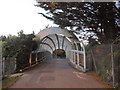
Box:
10;59;104;88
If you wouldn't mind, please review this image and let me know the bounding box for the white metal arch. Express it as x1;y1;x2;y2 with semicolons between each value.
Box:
36;27;87;72
69;41;86;72
38;34;73;58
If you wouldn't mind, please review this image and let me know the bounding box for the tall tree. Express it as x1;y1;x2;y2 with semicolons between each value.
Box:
36;2;120;43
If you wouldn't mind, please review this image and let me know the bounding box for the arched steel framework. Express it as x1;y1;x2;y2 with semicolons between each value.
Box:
45;36;56;50
39;34;72;50
62;36;65;49
39;42;53;52
36;27;87;72
55;34;60;49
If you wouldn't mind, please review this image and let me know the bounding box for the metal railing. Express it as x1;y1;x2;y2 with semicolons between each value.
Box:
22;52;47;71
69;50;86;72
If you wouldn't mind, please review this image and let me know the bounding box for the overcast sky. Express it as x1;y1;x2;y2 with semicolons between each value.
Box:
0;0;58;36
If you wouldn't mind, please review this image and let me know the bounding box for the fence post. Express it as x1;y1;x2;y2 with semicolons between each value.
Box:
2;58;5;77
91;49;97;73
14;58;17;71
72;52;74;63
74;52;76;64
35;53;38;64
69;51;72;63
111;44;115;87
77;53;80;66
29;52;32;67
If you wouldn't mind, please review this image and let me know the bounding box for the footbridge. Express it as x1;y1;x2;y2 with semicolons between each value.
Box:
34;27;87;72
9;27;105;88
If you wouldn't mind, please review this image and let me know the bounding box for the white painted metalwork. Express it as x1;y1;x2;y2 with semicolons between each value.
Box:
37;27;87;72
69;41;86;72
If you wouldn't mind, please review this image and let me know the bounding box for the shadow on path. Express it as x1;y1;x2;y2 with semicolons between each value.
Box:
10;59;105;88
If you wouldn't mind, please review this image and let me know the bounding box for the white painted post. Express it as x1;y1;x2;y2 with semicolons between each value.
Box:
69;51;71;62
72;51;74;63
70;51;72;62
72;52;74;63
74;52;76;64
75;42;80;66
83;48;86;72
77;53;80;66
81;41;86;72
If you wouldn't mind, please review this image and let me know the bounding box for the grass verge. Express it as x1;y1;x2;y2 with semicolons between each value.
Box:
2;76;20;88
87;72;114;88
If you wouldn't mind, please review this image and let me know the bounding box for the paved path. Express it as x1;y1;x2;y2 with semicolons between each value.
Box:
10;59;105;88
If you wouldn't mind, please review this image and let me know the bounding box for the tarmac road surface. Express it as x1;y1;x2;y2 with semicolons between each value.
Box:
10;59;105;88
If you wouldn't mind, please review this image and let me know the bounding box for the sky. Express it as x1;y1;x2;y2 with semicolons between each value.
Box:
0;0;58;36
0;0;119;36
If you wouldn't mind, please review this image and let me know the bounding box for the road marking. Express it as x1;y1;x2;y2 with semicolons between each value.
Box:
73;71;86;80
